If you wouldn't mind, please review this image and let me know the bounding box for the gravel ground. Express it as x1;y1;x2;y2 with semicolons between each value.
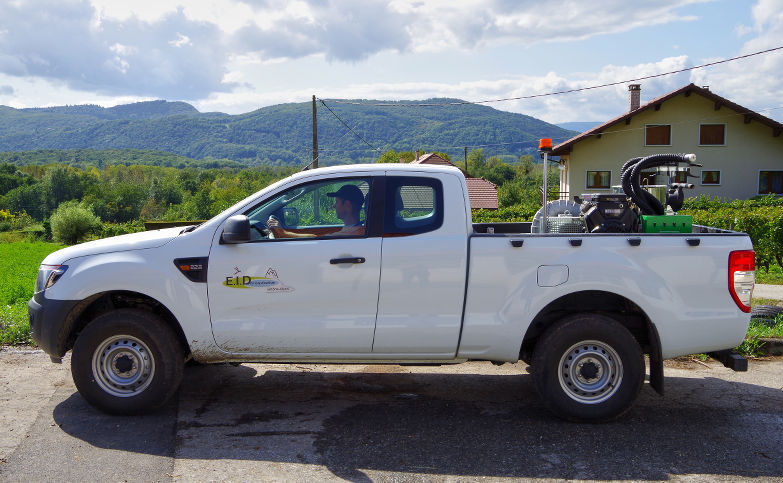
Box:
1;347;782;482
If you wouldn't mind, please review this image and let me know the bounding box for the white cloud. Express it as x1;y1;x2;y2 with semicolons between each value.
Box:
396;0;708;52
1;0;780;128
0;73;153;109
169;33;192;48
0;0;232;98
191;56;694;123
735;24;754;37
690;0;783;117
1;0;712;97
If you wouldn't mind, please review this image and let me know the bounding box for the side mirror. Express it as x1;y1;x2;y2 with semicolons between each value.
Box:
221;215;251;244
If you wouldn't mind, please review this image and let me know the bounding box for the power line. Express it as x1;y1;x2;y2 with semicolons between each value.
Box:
318;99;383;153
324;46;783;107
311;102;783;157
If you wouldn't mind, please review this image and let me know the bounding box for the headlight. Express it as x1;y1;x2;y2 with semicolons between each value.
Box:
35;264;68;293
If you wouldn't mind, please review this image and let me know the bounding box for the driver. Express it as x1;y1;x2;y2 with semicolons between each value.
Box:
267;184;365;238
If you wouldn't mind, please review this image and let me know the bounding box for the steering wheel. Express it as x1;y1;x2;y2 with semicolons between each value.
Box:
251;219;274;239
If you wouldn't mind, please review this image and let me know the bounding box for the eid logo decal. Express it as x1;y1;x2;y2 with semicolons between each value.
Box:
223;267;294;292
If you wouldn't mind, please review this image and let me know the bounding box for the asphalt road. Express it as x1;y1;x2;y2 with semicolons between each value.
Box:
754;283;783;301
1;349;782;482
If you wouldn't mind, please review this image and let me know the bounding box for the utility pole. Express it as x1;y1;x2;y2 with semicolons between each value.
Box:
312;95;318;169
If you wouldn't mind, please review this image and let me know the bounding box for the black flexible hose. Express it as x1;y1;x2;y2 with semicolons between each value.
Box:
621;156;662;214
620;157;644;212
625;153;694;215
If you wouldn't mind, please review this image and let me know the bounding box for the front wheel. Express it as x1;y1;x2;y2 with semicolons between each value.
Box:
71;309;184;415
532;314;644;422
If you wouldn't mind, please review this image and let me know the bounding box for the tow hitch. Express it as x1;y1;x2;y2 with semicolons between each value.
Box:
707;350;748;371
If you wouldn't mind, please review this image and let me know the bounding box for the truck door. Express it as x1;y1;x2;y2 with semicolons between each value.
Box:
373;174;469;356
208;176;381;354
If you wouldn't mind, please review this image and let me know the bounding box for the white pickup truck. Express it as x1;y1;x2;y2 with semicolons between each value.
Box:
29;163;755;421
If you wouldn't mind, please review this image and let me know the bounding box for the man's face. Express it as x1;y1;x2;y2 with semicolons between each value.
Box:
334;197;349;221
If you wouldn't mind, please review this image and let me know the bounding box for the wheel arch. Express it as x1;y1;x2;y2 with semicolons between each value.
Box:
55;291;189;359
520;290;664;394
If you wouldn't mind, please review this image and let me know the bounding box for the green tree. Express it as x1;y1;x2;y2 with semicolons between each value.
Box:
50;201;102;244
0;162;16;175
0;184;47;220
376;149;400;163
43;165;86;212
519;155;535;176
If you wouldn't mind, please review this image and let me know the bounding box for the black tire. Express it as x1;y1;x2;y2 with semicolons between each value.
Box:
71;309;184;415
751;305;783;327
531;313;644;422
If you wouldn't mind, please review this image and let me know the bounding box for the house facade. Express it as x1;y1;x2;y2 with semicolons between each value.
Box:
552;83;783;200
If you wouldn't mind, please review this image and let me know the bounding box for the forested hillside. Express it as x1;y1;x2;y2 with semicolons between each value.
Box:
0;99;576;166
0;149;244;169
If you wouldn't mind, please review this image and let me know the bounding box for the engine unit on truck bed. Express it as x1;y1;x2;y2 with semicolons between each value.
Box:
580;194;639;233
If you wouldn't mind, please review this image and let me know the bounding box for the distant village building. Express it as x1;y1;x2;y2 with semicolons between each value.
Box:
409;153;499;210
552;83;783;200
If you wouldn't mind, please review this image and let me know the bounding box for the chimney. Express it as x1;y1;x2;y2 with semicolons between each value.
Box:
628;84;641;111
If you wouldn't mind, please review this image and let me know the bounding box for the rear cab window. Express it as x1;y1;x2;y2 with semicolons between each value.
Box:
383;176;444;236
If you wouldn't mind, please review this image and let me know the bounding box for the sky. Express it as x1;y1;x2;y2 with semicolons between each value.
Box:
0;0;781;124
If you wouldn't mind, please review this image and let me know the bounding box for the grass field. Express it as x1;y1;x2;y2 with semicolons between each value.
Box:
755;264;783;284
0;242;65;344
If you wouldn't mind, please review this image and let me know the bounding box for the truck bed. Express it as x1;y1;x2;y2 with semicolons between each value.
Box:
472;222;738;235
461;225;752;362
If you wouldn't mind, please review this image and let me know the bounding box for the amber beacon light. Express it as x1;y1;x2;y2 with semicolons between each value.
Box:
539;138;553;151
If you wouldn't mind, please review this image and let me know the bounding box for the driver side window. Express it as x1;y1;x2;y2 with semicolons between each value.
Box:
245;178;371;241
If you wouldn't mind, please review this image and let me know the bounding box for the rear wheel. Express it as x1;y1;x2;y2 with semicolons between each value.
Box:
532;313;644;422
71;309;184;415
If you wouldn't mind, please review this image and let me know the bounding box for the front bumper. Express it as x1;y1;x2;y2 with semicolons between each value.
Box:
28;292;81;360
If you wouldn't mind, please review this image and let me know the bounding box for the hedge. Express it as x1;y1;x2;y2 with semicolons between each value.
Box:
680;195;783;271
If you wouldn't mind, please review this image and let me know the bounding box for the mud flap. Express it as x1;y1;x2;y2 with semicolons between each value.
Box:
647;322;664;395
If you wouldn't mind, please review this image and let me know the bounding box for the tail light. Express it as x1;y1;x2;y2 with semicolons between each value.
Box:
729;250;754;313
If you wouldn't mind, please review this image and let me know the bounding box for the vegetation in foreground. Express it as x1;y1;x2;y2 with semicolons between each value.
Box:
0;241;65;345
737;316;783;357
753;264;783;285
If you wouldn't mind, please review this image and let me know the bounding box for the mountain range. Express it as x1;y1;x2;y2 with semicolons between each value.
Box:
0;99;577;166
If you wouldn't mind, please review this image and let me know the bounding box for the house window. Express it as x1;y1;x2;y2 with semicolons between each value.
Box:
759;171;783;194
586;171;611;190
700;124;726;145
701;171;721;185
645;125;671;145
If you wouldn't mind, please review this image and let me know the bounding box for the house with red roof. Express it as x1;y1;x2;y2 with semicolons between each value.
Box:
552;83;783;200
410;153;498;209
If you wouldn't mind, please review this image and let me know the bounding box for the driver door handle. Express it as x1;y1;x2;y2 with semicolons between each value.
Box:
330;257;366;264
